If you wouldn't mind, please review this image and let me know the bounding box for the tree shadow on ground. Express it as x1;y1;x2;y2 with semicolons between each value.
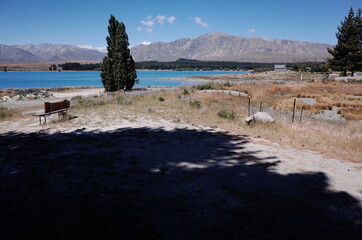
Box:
0;127;361;240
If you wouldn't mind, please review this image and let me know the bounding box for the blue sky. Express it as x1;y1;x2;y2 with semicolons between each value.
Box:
0;0;361;51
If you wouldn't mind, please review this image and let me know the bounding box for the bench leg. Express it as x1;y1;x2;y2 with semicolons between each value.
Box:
38;116;46;125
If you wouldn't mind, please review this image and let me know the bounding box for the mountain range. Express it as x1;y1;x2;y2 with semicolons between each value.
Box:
0;33;333;64
131;33;332;63
0;44;106;64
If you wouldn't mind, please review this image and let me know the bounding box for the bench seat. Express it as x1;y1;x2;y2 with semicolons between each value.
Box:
33;100;70;124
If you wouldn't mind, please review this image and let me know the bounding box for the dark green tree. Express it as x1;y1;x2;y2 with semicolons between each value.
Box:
101;15;137;91
328;8;362;76
354;8;362;72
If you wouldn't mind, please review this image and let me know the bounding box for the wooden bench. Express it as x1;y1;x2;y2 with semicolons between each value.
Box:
33;100;70;124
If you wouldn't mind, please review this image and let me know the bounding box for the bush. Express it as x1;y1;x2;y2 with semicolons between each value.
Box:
189;100;201;109
217;109;236;120
116;95;124;104
195;82;215;90
223;81;232;87
159;97;165;101
182;88;189;95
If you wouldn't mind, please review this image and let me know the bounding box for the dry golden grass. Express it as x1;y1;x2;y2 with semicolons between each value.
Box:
338;108;362;120
220;81;362;118
0;107;23;121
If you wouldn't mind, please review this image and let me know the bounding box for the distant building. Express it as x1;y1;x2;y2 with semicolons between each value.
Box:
274;64;286;71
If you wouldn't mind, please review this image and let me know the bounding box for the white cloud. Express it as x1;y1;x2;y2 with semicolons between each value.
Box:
168;16;176;24
77;45;107;53
141;20;155;27
155;15;166;24
139;41;152;45
248;28;257;33
194;17;209;27
138;15;176;32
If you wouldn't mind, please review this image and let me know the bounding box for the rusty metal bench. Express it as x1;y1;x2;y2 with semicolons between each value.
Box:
33;100;70;124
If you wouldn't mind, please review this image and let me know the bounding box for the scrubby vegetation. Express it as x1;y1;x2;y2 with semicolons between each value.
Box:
0;106;23;120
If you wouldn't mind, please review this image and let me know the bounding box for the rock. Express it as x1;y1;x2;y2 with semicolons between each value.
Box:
245;112;275;124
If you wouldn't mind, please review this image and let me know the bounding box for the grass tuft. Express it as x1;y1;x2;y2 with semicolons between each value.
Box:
189;100;201;109
195;82;215;90
217;109;237;120
339;108;362;120
0;106;23;120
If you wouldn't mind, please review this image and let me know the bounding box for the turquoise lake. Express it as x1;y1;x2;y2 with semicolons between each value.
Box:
0;71;246;89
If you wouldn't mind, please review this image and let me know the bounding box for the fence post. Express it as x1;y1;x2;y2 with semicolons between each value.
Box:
292;97;296;123
299;105;303;123
248;96;251;116
259;99;263;112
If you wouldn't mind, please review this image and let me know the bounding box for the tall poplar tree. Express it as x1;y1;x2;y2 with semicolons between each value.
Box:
328;8;362;76
101;15;137;91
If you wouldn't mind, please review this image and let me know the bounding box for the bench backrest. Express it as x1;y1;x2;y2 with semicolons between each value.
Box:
44;100;70;113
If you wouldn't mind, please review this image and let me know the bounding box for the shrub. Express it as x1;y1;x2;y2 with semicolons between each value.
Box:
182;88;189;95
195;82;215;90
189;100;201;109
223;81;232;87
217;109;236;120
116;95;124;104
159;97;165;101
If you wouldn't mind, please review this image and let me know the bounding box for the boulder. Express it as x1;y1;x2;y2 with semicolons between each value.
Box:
245;112;275;124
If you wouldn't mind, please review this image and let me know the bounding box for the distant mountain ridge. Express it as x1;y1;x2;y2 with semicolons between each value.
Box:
0;43;106;64
131;32;332;63
0;32;333;64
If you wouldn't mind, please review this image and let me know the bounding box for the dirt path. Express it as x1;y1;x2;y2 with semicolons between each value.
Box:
1;108;361;239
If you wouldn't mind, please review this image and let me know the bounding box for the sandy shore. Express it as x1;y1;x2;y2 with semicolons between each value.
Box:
0;103;361;239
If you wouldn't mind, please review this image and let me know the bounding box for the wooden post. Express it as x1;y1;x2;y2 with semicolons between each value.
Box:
299;105;303;123
292;97;296;123
248;96;251;116
259;99;263;112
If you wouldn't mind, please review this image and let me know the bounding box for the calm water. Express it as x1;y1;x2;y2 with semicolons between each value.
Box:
0;71;246;89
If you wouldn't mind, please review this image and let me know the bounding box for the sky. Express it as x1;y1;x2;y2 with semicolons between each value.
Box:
0;0;361;51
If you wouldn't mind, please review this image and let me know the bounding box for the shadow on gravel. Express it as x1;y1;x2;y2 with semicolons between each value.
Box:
0;127;361;240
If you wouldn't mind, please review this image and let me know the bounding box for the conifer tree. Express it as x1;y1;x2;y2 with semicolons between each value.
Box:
354;8;362;72
101;15;137;91
328;8;362;76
